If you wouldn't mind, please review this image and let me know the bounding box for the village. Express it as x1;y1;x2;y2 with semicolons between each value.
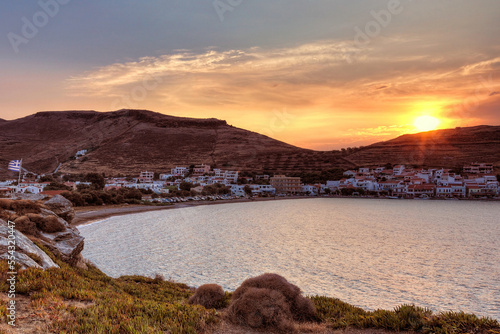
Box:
0;161;499;201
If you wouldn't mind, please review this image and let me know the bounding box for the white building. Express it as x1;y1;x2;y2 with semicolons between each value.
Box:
138;171;154;183
393;165;405;175
450;183;466;197
224;171;239;183
76;149;88;157
353;179;379;192
230;184;275;196
302;185;319;195
326;180;341;191
463;163;494;174
436;185;453;197
171;167;188;176
193;164;210;175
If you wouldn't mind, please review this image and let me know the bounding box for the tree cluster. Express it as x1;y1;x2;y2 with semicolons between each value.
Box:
62;188;144;206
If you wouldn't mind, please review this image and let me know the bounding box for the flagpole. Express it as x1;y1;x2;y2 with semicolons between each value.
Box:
17;159;22;191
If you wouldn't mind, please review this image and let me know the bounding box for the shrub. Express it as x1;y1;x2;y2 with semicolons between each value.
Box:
13;215;38;236
0;208;17;222
232;273;317;322
25;213;66;233
227;287;294;331
39;216;66;233
26;213;45;225
0;199;11;210
188;284;225;309
10;200;42;215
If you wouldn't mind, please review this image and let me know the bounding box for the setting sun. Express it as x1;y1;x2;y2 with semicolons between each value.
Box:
414;115;441;132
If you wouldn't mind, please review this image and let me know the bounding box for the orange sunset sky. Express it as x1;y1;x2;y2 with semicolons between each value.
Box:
1;1;499;150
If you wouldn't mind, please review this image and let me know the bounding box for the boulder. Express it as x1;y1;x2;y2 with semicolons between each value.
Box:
36;207;85;266
44;195;75;223
40;229;84;266
0;221;59;270
0;198;85;269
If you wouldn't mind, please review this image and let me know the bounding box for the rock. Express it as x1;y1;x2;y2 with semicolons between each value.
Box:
44;195;75;223
0;221;59;270
40;229;84;266
0;198;85;269
10;193;47;201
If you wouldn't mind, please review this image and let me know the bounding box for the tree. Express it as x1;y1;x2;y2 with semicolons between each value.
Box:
77;184;91;191
44;182;71;191
84;173;105;190
243;185;253;197
179;182;193;192
202;184;230;195
324;188;331;195
40;175;55;183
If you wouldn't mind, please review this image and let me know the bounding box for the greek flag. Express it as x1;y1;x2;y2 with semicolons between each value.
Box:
8;160;22;172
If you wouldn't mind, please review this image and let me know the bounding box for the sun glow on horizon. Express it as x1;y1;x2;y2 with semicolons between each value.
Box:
414;115;441;132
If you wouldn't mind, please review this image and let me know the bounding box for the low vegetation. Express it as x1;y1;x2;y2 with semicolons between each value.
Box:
0;258;217;333
229;273;317;325
312;295;500;334
61;188;146;207
1;255;499;333
0;199;41;216
188;284;226;310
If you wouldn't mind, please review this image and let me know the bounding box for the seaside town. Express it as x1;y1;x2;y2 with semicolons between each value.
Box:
1;159;498;201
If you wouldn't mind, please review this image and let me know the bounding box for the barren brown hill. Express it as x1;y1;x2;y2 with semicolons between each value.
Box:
346;125;500;169
0;110;499;178
0;110;348;178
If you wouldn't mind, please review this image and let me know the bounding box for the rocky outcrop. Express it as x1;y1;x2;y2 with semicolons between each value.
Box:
0;219;59;269
44;195;75;223
0;197;85;269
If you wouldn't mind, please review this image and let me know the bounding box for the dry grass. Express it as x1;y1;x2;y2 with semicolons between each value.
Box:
37;216;65;233
26;213;65;233
12;216;38;236
232;273;317;322
2;200;41;215
189;284;226;309
227;287;294;332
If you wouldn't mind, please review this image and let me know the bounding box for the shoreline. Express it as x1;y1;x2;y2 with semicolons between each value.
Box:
72;196;313;226
72;195;500;226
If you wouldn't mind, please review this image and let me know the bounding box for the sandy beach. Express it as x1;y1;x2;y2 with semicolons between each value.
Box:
72;196;314;226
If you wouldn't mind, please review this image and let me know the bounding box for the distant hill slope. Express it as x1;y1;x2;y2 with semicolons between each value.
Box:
347;125;500;169
0;110;498;178
0;110;347;177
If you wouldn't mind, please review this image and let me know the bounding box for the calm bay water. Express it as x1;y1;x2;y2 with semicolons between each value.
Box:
78;198;500;320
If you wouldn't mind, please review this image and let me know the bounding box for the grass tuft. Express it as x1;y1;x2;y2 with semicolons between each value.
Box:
311;296;500;334
0;257;218;333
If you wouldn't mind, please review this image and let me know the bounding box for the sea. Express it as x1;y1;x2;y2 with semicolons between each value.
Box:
78;198;500;320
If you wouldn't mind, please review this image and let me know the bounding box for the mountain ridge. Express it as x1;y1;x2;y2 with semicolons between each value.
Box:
0;109;499;178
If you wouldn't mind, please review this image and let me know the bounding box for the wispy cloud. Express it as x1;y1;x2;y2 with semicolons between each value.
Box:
66;38;500;149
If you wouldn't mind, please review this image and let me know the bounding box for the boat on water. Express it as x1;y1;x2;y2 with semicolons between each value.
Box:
414;194;430;200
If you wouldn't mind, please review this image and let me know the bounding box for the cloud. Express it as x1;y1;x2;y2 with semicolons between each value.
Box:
66;37;500;149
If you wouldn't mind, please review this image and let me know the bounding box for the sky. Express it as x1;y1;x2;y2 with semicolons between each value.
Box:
1;0;499;150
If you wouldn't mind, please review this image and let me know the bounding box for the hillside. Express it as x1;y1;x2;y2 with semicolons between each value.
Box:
0;110;499;178
347;125;500;169
0;110;347;178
